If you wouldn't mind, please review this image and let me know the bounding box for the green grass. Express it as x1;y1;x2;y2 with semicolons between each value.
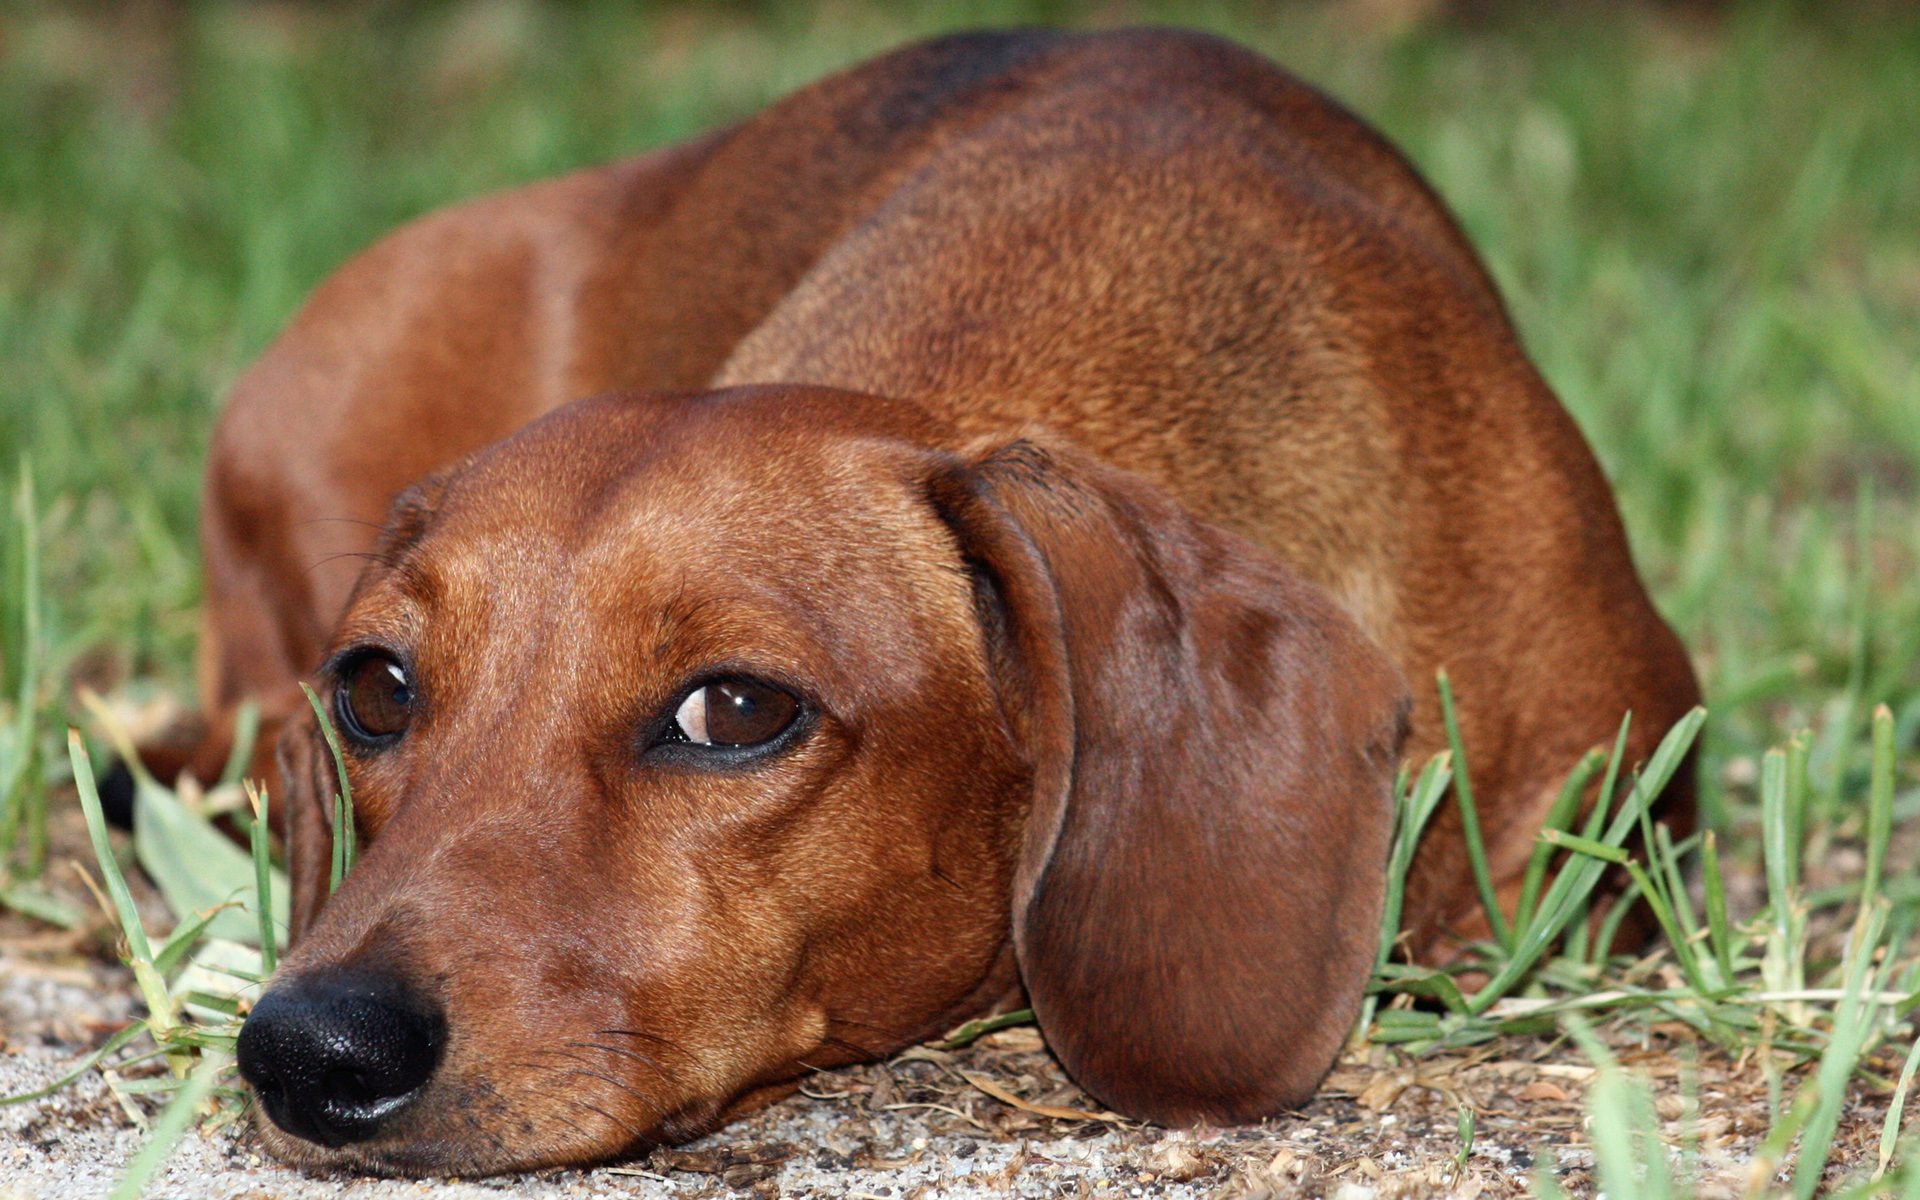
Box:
1;0;1915;820
1369;692;1918;1196
1;1;1917;1195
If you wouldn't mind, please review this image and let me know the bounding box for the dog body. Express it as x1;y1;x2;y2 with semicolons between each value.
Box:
181;30;1697;1175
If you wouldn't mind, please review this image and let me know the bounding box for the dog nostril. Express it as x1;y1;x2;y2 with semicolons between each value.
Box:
237;968;444;1148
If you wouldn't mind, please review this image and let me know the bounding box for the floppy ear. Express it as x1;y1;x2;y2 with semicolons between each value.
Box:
928;440;1408;1125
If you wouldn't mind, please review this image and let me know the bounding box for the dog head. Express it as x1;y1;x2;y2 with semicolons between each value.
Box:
237;386;1406;1174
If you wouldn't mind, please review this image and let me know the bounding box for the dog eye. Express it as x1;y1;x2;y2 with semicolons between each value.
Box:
672;680;798;747
337;654;413;742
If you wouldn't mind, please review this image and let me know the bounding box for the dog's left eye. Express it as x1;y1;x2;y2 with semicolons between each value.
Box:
336;653;414;743
669;680;798;747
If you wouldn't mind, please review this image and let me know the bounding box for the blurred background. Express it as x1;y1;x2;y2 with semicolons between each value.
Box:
0;0;1915;839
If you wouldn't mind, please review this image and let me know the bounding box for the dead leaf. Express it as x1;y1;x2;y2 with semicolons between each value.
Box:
1144;1136;1210;1182
1537;1064;1596;1081
722;1163;778;1187
652;1143;794;1175
1516;1080;1569;1102
981;1028;1046;1053
1358;1069;1413;1111
652;1149;729;1174
960;1071;1126;1123
992;1145;1033;1189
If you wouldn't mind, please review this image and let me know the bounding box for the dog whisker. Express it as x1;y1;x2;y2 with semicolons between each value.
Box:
561;1078;659;1151
297;516;394;532
567;1095;649;1142
570;1039;669;1072
819;1032;885;1061
513;1091;596;1147
460;1106;512;1160
516;1068;647;1152
594;1028;696;1061
512;1055;665;1150
596;1027;686;1047
566;1066;662;1109
306;549;403;577
828;1013;918;1041
529;1044;681;1092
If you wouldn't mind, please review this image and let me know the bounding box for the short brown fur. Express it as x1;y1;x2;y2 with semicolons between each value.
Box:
159;29;1697;1175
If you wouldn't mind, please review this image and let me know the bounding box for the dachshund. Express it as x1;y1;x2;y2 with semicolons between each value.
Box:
133;28;1698;1176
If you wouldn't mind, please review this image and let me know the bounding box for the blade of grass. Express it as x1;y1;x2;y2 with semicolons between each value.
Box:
217;700;259;789
81;689;290;947
2;459;45;877
1543;826;1704;989
107;1052;225;1200
247;781;277;974
1864;704;1894;909
1564;716;1635;963
1701;830;1734;984
1653;821;1711;985
69;729;174;1036
0;1021;145;1106
1437;669;1511;952
1792;901;1892;1199
1469;707;1705;1013
1374;963;1474;1014
150;903;236;977
1763;749;1796;926
1749;1078;1823;1199
69;733;158;964
1877;1036;1920;1181
1516;748;1604;933
1589;875;1647;968
931;1009;1036;1051
1380;752;1454;970
1820;479;1875;829
300;683;356;892
1566;1013;1673;1200
0;880;82;928
1587;714;1634;841
1786;733;1811;886
1761;744;1812;1025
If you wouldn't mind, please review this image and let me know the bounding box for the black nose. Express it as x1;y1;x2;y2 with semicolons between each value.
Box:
97;758;136;830
237;968;444;1147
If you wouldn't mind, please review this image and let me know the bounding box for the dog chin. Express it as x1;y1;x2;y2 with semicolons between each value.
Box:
246;1077;755;1179
248;1101;640;1178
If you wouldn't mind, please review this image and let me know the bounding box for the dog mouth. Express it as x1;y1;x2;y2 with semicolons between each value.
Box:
236;964;710;1174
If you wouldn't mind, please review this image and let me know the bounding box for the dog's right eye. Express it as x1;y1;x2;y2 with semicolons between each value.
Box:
337;653;414;743
660;679;800;749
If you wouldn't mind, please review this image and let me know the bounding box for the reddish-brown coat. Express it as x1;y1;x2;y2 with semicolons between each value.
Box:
161;29;1697;1174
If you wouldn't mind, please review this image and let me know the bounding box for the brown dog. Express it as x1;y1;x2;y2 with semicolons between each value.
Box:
151;28;1698;1176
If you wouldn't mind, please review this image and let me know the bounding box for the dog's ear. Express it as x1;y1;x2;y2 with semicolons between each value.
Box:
928;440;1408;1125
276;703;338;944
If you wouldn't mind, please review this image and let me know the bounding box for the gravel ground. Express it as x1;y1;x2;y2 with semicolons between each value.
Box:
0;808;1898;1199
6;931;1905;1199
1;947;1551;1200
